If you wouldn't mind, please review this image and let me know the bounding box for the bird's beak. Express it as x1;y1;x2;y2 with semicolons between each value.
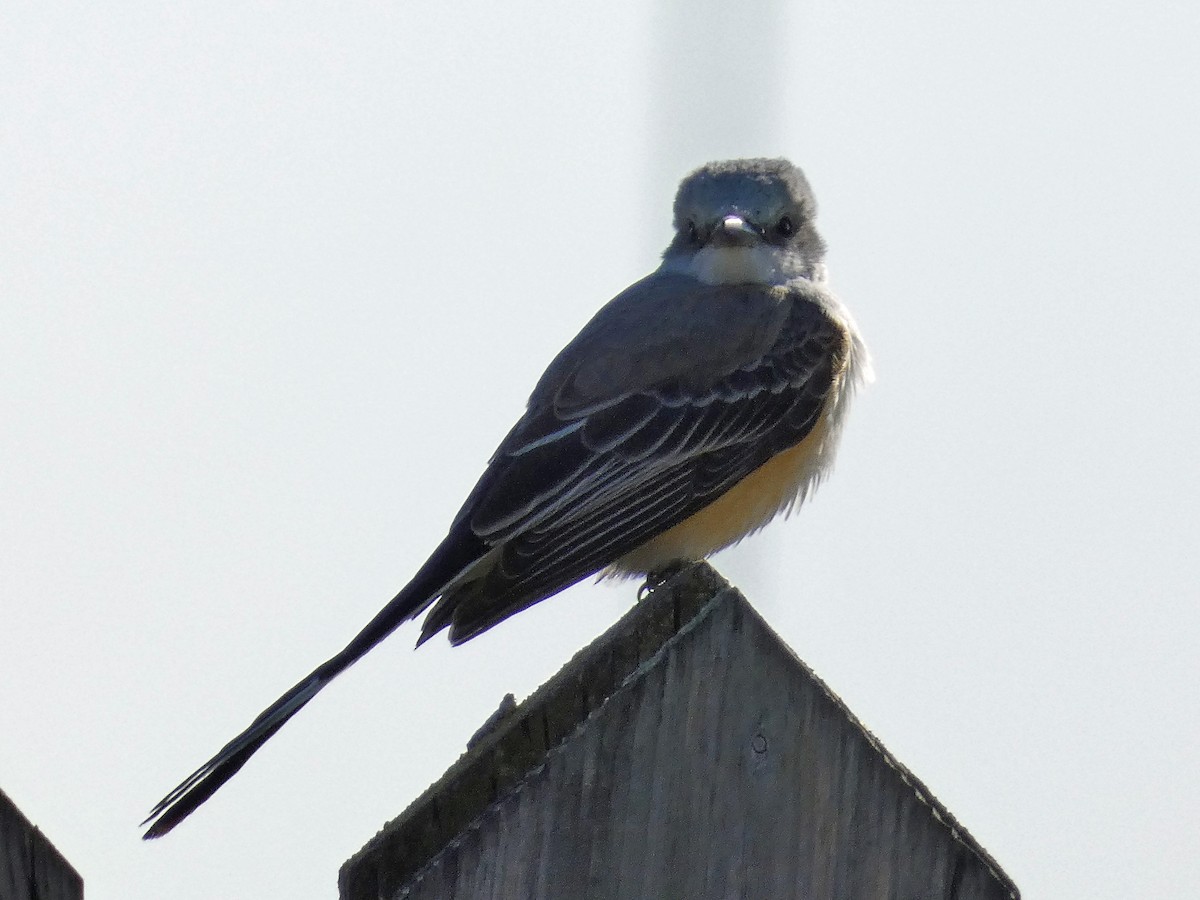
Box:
712;214;761;247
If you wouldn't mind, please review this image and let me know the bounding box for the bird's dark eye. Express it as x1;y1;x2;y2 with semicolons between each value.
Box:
776;215;794;237
686;220;699;243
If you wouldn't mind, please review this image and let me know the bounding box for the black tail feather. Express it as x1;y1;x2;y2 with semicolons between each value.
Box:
143;529;488;838
142;673;322;838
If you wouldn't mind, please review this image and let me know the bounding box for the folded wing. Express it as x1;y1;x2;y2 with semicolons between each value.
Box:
420;285;848;643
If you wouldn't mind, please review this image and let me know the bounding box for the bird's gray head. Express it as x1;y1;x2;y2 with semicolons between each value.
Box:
662;158;827;287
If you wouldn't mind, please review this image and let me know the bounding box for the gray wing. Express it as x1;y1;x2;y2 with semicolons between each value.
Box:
420;275;849;643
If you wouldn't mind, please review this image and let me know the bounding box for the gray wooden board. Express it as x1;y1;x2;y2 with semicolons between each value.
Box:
0;787;82;900
341;563;1018;900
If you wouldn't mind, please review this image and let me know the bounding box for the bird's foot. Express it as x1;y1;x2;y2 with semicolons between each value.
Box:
637;559;691;602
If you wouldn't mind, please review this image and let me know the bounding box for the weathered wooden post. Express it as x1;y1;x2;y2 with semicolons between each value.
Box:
340;562;1017;900
0;787;82;900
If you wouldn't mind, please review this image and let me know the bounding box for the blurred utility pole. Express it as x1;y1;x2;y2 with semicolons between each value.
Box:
648;0;790;600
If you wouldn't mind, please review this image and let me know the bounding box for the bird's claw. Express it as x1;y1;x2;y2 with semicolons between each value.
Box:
637;560;690;602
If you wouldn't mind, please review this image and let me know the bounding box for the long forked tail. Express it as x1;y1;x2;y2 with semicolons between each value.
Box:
142;533;489;839
141;670;325;838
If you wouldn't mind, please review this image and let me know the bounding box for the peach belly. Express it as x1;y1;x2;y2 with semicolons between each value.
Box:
612;411;832;575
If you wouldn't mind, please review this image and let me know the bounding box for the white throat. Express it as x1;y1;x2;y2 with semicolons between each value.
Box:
663;244;819;287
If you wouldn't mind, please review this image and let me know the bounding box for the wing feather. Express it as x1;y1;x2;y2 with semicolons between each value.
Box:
427;288;850;642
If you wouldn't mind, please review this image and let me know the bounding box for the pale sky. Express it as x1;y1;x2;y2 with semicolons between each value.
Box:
3;2;1198;899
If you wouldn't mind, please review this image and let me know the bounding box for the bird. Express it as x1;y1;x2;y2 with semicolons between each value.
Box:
142;157;871;838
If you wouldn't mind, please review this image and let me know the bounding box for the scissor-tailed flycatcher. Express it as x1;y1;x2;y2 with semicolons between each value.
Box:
143;158;871;838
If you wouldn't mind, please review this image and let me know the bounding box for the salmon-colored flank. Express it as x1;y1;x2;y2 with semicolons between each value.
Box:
614;403;837;574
